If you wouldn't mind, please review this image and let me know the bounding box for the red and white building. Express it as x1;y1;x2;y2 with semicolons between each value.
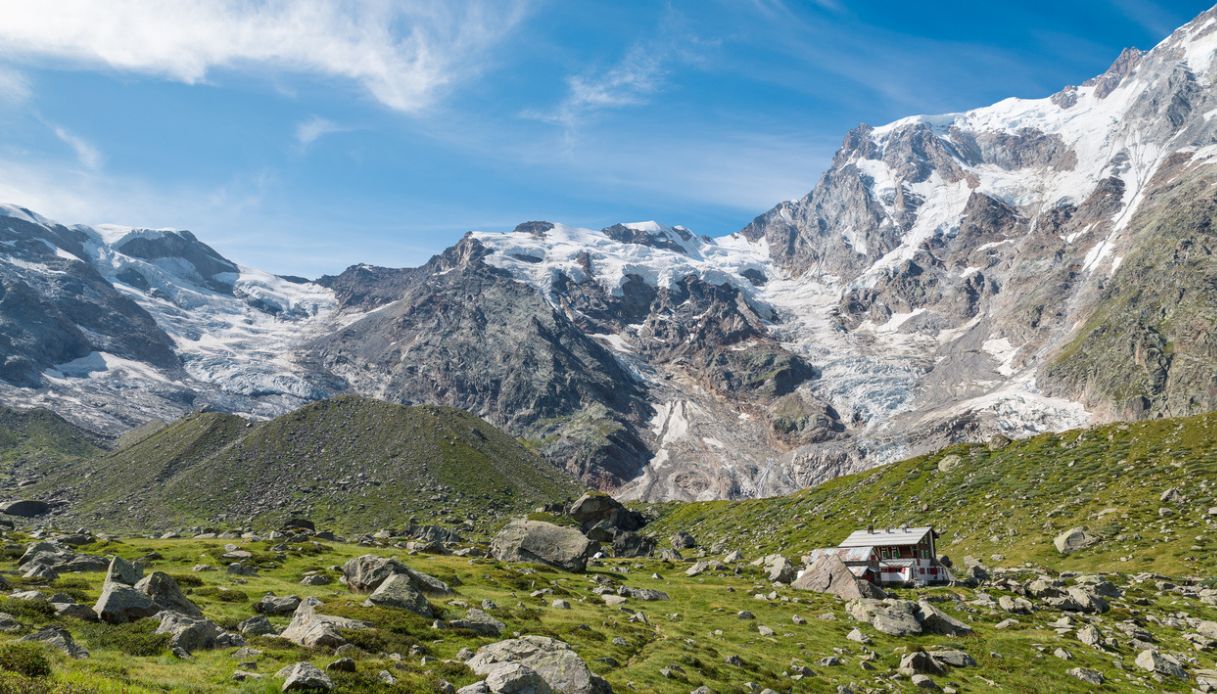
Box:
805;526;950;587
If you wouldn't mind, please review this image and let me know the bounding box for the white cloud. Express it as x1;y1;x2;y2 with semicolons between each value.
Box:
0;0;530;113
51;125;102;169
294;116;349;148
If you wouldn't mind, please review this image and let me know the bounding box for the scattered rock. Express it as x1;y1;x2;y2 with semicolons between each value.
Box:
280;661;333;691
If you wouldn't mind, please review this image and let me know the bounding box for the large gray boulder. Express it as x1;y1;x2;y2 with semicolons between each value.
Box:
484;662;552;693
568;493;644;532
342;555;452;594
94;583;158;624
491;520;597;573
255;593;302;616
793;555;887;600
279;598;367;649
342;555;405;592
846;599;923;636
136;572;202;617
1054;527;1098;554
916;600;973;636
363;574;433;617
468;636;612;694
156;612;240;653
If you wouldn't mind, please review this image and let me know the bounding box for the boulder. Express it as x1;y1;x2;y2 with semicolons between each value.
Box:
793;555;887;600
342;555;450;594
484;663;553;694
1135;649;1186;678
449;608;506;636
280;662;333;691
569;493;645;533
899;651;944;676
363;574;433;617
916;600;972;636
468;636;613;694
156;612;239;653
1054;527;1098;555
610;532;655;558
0;499;50;517
762;554;797;584
104;556;144;586
279;598;367;649
846;599;922;636
94;583;158;624
491;520;597;573
239;614;278;637
23;626;88;659
255;594;302;616
936;454;962;472
136;572;202;617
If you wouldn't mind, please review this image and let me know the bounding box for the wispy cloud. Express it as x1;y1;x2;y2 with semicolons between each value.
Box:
1110;0;1180;39
0;65;30;104
524;10;709;138
294;116;350;149
51;125;101;169
540;46;666;129
0;0;532;113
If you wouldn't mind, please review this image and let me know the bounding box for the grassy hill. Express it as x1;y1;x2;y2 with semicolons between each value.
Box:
0;406;105;484
37;396;583;533
648;411;1217;576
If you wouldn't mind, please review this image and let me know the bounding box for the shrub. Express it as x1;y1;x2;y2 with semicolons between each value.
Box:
191;586;248;603
0;643;51;678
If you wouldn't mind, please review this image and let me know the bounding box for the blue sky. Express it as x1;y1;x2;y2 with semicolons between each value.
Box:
0;0;1210;276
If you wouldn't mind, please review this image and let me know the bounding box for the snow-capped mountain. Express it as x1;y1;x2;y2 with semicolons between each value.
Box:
5;6;1217;500
0;205;339;432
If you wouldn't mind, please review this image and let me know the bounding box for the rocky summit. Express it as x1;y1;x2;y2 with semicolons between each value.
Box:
6;9;1217;500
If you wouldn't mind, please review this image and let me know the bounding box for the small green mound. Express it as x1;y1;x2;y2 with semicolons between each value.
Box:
0;643;51;678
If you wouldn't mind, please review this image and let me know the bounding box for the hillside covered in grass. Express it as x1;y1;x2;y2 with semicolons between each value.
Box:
649;412;1217;576
32;396;583;533
0;407;104;485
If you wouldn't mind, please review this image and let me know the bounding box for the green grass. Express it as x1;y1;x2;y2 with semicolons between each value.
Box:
646;410;1217;577
0;530;1204;692
28;396;584;534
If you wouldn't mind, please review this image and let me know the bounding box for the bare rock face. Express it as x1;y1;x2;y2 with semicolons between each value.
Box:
490;520;597;573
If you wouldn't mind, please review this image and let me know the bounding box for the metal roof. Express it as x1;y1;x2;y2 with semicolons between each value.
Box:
839;526;933;548
805;546;875;564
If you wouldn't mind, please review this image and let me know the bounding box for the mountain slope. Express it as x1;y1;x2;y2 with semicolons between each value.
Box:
5;8;1217;500
648;410;1217;576
34;396;583;533
0;405;104;484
